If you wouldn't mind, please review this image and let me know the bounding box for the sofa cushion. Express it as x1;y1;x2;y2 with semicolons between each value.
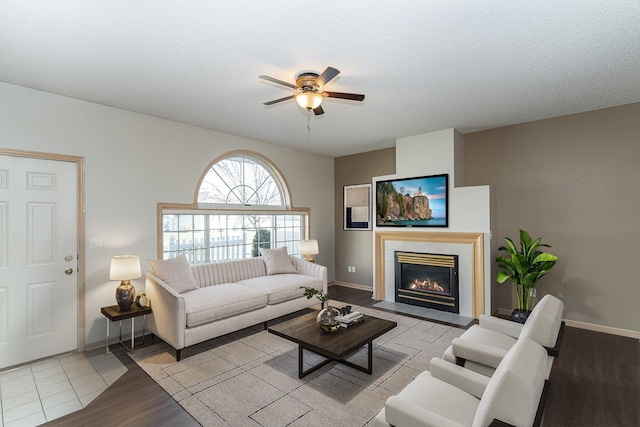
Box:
443;324;518;376
191;258;267;287
148;254;198;293
386;371;479;427
259;247;297;275
181;283;268;327
237;274;323;304
444;324;517;359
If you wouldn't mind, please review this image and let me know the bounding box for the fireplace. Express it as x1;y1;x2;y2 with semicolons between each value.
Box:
395;251;459;313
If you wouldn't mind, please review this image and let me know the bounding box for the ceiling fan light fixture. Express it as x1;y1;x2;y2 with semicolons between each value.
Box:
295;92;322;110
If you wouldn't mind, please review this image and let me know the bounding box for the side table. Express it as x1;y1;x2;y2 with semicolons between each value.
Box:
101;304;152;354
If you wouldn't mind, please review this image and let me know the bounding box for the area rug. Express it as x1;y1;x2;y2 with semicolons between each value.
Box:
129;303;465;427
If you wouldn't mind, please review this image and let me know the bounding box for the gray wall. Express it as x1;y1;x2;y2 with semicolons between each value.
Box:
464;103;640;332
334;103;640;333
334;148;395;287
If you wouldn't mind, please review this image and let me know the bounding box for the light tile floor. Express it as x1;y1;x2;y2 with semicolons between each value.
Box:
0;352;127;426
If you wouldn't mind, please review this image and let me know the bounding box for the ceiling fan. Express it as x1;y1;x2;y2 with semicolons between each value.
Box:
259;67;365;116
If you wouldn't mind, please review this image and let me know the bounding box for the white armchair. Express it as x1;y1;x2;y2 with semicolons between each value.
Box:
443;294;564;378
374;338;549;427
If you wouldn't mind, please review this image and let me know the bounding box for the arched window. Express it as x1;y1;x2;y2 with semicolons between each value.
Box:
159;152;308;264
197;155;285;206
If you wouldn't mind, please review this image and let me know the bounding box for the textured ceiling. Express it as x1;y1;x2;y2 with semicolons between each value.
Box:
1;1;639;157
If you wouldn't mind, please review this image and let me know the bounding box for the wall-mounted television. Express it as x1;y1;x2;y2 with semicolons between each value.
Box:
375;173;448;227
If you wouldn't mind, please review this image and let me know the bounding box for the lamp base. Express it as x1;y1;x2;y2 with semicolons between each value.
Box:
116;280;136;311
303;255;315;263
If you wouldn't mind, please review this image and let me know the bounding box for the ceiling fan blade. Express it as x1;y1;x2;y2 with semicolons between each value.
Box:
323;91;365;101
258;75;299;90
315;67;340;88
313;105;325;116
263;95;295;105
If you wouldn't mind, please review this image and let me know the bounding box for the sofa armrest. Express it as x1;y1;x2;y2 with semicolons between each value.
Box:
290;257;328;292
430;357;490;399
145;272;187;350
385;396;466;427
479;314;523;338
451;338;509;369
545;321;565;357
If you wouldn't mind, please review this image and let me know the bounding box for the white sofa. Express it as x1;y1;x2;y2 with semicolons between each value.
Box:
145;251;327;361
443;294;564;378
375;337;549;427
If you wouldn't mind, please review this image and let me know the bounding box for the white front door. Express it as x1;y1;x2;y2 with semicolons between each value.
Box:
0;155;78;369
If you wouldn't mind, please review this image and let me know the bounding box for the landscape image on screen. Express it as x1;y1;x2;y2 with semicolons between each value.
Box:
376;174;448;227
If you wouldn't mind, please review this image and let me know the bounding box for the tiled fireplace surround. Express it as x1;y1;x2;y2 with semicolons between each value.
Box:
371;128;491;319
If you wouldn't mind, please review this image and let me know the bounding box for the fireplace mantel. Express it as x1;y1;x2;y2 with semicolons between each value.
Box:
374;231;485;318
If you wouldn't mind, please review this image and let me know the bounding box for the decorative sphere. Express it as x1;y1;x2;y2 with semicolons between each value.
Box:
316;306;341;333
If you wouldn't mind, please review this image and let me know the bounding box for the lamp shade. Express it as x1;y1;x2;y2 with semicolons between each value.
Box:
109;255;141;281
295;92;323;110
298;239;319;255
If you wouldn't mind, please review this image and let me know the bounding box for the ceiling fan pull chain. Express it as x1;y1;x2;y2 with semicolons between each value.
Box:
307;109;311;132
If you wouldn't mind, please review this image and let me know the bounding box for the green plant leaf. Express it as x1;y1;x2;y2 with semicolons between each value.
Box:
300;286;329;303
527;237;542;259
496;271;511;284
520;229;532;253
523;273;538;287
513;253;529;274
503;237;518;254
533;253;558;263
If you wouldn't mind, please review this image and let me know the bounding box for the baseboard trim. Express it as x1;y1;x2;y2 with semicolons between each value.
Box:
332;281;373;292
562;319;640;339
498;307;640;339
497;308;511;316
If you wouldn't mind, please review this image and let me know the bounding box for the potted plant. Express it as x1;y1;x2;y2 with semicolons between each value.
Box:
496;229;558;323
299;286;340;332
299;286;329;308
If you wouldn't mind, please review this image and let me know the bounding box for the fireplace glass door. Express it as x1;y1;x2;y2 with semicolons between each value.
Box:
395;251;459;313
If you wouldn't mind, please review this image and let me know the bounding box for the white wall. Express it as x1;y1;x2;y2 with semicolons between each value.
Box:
393;128;491;232
0;82;335;347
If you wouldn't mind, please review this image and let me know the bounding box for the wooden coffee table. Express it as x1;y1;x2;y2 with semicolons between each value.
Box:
268;311;397;378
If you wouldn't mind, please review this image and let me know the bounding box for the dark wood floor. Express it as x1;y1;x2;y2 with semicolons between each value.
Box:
43;285;639;426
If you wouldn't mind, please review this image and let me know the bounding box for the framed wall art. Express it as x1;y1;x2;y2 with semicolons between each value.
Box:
344;183;371;230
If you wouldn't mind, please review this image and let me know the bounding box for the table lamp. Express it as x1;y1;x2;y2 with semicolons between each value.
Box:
298;239;319;262
110;255;141;311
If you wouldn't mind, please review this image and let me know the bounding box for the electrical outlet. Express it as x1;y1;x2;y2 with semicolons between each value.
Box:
531;288;536;298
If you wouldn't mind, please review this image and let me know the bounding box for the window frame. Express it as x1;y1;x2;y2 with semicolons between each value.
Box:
193;150;293;210
157;150;310;263
158;207;310;263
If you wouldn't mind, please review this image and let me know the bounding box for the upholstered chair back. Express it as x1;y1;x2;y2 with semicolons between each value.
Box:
519;294;564;347
473;338;547;427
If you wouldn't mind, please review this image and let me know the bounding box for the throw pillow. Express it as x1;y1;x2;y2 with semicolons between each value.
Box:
148;254;198;293
260;247;297;275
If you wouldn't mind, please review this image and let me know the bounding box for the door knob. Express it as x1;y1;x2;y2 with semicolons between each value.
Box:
65;268;73;275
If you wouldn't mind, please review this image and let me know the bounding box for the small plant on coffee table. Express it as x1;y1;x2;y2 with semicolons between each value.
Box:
299;286;329;308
